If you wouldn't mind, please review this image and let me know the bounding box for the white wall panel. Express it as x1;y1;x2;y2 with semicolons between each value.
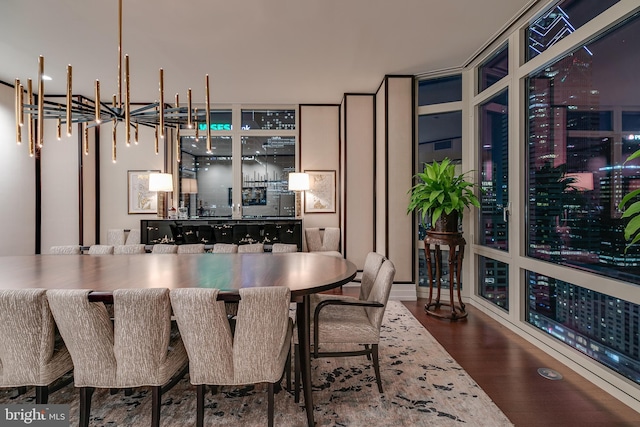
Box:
386;77;414;283
299;105;340;234
344;94;375;269
0;83;35;255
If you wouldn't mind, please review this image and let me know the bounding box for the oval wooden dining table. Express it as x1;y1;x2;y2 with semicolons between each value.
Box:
0;252;357;427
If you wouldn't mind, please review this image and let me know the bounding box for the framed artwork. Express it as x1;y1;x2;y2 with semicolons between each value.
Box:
128;170;160;214
304;170;336;213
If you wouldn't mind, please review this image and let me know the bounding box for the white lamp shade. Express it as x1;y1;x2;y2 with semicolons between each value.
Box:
288;173;310;191
181;178;198;194
149;173;174;192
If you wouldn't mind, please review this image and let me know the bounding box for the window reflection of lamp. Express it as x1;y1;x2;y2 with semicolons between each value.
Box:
288;173;309;218
180;178;198;219
149;173;173;219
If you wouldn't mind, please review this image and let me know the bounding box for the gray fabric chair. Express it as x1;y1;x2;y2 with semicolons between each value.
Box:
125;229;141;245
113;244;146;255
311;251;385;308
152;244;178;254
238;243;264;253
304;227;342;257
212;243;238;253
47;288;188;427
294;258;395;401
106;229;126;246
50;245;81;255
271;243;298;253
170;287;292;427
177;244;205;254
0;289;74;403
88;245;114;255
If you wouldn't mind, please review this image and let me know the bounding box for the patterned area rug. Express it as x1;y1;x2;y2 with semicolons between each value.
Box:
0;301;512;426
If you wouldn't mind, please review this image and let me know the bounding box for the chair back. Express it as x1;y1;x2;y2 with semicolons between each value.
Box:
0;289;72;387
305;227;340;252
271;243;298;253
107;229;126;246
177;244;205;254
212;243;238;253
359;252;386;300
47;289;117;387
112;288;178;386
365;259;396;330
238;243;264;253
48;288;185;388
49;245;81;255
169;289;234;385
88;245;114;255
152;244;178;254
125;229;141;245
170;287;291;385
114;244;146;255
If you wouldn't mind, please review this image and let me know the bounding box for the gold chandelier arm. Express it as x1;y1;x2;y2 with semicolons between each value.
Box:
125;54;130;146
15;79;22;144
66;65;73;136
187;88;192;129
27;79;34;157
37;56;44;148
205;74;211;153
194;107;199;141
159;68;164;139
175;93;181;163
112;95;117;163
95;80;101;124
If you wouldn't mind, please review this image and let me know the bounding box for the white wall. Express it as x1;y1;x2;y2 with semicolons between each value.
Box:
0;83;35;255
299;105;341;234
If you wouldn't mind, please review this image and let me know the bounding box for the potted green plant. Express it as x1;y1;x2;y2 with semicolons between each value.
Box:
619;147;640;249
407;158;481;233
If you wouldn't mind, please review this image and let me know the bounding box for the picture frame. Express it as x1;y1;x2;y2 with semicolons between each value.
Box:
128;170;160;214
304;170;336;213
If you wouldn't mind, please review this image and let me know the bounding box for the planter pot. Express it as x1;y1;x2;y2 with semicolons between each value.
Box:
432;211;459;233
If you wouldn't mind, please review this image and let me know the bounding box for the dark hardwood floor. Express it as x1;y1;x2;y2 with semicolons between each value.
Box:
337;287;640;426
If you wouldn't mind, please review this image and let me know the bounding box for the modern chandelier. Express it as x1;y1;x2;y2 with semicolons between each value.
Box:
13;0;213;163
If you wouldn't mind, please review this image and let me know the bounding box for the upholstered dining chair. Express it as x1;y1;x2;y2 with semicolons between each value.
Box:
212;243;238;253
271;243;298;253
106;229;126;246
151;244;179;254
311;251;385;308
177;244;205;254
113;244;146;255
125;229;140;245
304;227;341;257
0;289;74;404
293;258;395;401
50;245;82;255
170;287;292;427
88;245;114;255
238;243;264;253
47;288;188;427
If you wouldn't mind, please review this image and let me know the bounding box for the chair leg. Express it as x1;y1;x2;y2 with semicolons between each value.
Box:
364;344;372;360
79;387;95;427
371;344;383;393
151;386;161;427
268;382;275;427
293;343;300;403
35;386;49;404
16;386;27;397
285;349;292;392
197;384;205;427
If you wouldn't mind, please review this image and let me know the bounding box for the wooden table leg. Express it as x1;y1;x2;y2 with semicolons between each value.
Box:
296;296;315;426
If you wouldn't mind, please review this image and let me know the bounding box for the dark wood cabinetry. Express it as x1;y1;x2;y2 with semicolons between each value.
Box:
140;218;302;251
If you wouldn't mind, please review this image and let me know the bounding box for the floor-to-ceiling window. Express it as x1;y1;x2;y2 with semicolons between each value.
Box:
464;0;640;403
415;76;463;294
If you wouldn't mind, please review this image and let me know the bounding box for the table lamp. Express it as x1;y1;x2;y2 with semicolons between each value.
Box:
180;178;198;219
149;172;173;218
288;172;309;218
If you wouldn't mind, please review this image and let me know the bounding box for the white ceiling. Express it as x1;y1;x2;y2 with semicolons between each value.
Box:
0;0;534;105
